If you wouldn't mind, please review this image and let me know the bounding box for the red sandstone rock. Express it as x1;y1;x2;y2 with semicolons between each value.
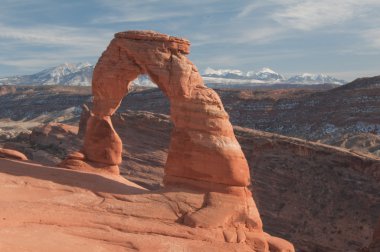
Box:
61;30;294;250
0;148;27;161
78;103;90;137
31;123;78;147
83;115;122;166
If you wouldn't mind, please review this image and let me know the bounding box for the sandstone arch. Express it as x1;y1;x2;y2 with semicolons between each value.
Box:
61;30;294;250
79;31;250;192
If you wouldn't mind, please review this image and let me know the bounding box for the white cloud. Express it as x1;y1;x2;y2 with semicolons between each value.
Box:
0;24;111;48
271;0;380;31
237;2;266;18
93;10;190;24
0;23;113;75
235;27;283;44
92;0;221;24
190;25;284;47
361;28;380;49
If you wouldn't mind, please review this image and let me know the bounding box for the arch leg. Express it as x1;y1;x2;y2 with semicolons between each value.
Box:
60;39;141;174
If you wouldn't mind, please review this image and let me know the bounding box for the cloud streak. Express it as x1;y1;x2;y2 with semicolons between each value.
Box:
0;22;113;74
361;28;380;49
271;0;380;31
0;24;108;47
92;0;223;24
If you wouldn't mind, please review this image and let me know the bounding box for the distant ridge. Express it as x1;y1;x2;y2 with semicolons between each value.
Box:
335;75;380;90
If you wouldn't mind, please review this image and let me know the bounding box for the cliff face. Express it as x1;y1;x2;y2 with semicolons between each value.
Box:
236;127;380;251
6;110;379;251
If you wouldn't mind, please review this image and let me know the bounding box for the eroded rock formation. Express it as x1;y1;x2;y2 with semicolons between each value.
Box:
60;30;294;250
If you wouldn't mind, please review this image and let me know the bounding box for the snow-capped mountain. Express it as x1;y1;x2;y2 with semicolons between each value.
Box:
0;63;346;87
0;63;94;86
286;73;345;85
246;67;285;82
203;67;285;82
202;67;346;85
203;67;244;79
0;63;155;87
132;75;155;87
203;67;285;84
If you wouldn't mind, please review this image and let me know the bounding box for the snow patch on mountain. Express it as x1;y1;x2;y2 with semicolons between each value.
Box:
246;67;285;82
203;67;244;79
203;67;286;84
131;75;155;87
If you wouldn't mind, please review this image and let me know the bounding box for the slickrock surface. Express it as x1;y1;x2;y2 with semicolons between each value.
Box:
0;158;293;252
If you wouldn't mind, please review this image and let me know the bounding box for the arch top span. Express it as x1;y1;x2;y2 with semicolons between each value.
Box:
115;30;191;54
91;30;205;117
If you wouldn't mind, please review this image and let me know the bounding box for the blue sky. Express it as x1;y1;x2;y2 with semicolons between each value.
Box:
1;0;380;81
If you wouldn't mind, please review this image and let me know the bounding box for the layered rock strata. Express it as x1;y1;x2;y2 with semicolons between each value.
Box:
60;30;294;250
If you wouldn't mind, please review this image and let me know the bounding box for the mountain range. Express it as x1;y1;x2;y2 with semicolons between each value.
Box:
0;63;346;86
203;67;346;85
0;63;93;86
